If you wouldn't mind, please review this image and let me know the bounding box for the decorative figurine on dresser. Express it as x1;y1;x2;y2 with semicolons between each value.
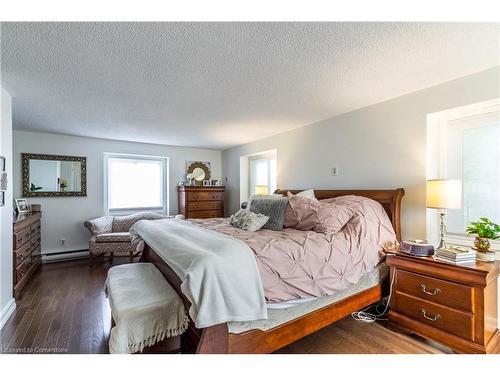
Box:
13;211;42;298
386;249;499;354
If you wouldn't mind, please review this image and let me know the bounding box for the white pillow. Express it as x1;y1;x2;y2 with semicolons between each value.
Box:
295;189;317;201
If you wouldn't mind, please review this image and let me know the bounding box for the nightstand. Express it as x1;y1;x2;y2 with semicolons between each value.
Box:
386;250;500;354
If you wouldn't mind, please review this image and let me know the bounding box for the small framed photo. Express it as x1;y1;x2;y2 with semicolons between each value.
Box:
0;156;5;172
202;180;211;187
0;191;4;207
211;179;219;186
15;198;30;214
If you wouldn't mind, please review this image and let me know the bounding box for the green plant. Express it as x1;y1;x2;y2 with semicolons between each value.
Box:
466;217;500;240
59;178;69;189
30;183;43;192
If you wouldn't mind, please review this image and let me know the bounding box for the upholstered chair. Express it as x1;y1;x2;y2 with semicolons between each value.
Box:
84;212;169;265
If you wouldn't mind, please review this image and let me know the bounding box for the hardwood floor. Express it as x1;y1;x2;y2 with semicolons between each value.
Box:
1;258;457;354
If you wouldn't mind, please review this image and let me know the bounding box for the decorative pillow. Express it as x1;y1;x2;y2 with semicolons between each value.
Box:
249;196;289;231
248;194;283;209
295;189;317;200
284;192;354;234
229;209;269;232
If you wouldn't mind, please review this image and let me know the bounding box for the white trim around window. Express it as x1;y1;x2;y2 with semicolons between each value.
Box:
103;152;169;216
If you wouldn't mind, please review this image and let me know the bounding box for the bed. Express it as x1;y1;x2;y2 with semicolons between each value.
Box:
137;188;404;353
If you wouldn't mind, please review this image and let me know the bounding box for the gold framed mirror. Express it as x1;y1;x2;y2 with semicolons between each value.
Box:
186;161;211;186
22;153;87;197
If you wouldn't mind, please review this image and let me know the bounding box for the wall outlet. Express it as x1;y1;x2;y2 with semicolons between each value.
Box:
331;167;339;176
59;239;66;246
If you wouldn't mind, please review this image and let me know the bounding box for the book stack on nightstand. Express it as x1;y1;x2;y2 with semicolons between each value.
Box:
435;246;476;265
386;250;500;354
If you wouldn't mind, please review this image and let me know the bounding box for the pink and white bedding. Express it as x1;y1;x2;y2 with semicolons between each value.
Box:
189;195;397;303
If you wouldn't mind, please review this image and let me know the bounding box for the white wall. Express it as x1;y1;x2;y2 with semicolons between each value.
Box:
1;86;15;325
222;67;500;240
13;130;221;255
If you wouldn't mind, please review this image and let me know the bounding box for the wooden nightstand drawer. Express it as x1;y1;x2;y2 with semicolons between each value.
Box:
393;292;474;341
395;269;473;312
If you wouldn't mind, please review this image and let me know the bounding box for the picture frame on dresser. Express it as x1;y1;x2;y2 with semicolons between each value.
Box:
15;198;30;213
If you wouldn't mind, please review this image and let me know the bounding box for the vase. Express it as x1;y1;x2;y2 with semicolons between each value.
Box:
474;236;490;251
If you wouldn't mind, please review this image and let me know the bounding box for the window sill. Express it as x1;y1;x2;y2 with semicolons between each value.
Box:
108;207;167;216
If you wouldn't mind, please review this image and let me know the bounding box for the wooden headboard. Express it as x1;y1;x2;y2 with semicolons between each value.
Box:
274;188;405;241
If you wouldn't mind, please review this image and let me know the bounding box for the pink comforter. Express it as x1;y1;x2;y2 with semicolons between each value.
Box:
190;195;397;303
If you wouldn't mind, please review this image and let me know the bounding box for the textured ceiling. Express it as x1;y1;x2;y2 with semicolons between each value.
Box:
1;22;499;150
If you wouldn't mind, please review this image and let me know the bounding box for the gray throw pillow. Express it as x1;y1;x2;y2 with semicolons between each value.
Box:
229;209;269;232
249;197;289;231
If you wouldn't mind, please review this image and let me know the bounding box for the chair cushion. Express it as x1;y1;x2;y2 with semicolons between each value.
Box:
112;212;169;232
95;232;131;243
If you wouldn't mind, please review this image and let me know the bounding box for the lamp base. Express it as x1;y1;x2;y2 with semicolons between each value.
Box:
436;239;447;250
437;210;447;250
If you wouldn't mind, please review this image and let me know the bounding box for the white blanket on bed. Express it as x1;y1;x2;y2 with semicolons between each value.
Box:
130;219;268;328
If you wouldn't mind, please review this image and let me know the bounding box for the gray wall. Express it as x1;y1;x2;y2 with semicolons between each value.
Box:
222;67;500;240
13;130;222;255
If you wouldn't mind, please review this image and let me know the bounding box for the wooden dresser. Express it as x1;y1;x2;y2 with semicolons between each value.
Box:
13;212;42;298
387;250;499;354
178;186;225;219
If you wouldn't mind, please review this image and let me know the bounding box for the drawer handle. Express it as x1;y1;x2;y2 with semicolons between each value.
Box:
420;308;441;321
420;284;441;296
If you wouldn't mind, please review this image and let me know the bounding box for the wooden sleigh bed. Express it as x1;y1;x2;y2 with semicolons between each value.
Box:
139;188;405;354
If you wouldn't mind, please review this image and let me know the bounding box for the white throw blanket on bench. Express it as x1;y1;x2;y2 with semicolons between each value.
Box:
106;263;188;353
130;219;268;328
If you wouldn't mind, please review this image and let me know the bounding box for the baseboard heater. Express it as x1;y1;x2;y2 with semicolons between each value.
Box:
42;249;89;263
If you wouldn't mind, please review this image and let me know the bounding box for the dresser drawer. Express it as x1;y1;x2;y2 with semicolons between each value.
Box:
188;191;223;202
14;240;33;268
30;221;41;237
188;201;223;211
14;226;31;250
393;292;474;341
189;210;223;219
16;255;33;285
31;245;42;263
31;232;41;250
395;269;473;312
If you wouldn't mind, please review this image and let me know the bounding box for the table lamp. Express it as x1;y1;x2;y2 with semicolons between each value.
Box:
426;179;461;249
255;185;269;195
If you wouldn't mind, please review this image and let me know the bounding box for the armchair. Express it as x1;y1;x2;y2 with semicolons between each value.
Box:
84;212;170;265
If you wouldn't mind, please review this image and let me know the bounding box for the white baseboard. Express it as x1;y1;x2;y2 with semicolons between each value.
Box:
42;250;89;263
0;298;16;329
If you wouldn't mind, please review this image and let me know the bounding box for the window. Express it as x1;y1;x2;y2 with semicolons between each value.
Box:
104;153;168;214
428;99;500;243
249;153;277;196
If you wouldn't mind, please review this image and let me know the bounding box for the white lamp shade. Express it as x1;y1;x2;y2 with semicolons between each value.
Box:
255;185;269;195
426;179;462;209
